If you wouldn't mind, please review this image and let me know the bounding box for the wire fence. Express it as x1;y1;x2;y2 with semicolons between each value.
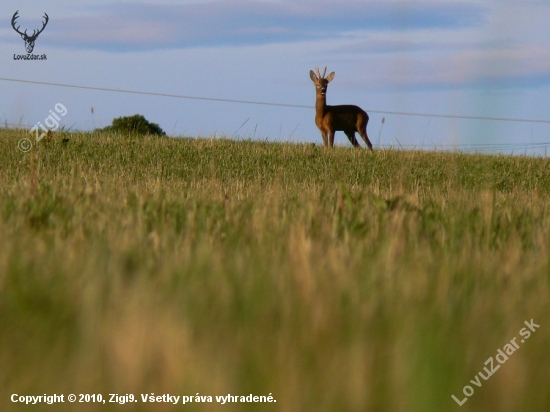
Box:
376;142;550;155
2;76;550;155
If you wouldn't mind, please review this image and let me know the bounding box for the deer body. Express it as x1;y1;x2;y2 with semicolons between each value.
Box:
310;67;373;150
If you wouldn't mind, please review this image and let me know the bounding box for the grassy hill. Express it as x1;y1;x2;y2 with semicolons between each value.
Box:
1;128;550;411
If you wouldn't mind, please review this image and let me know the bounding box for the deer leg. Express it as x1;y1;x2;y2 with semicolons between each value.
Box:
357;117;373;150
328;130;335;147
345;131;360;148
358;127;373;151
320;130;328;147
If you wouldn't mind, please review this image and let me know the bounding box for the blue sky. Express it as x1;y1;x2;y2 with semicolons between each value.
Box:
1;0;549;152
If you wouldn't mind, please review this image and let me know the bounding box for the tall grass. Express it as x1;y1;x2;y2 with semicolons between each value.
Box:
1;129;549;411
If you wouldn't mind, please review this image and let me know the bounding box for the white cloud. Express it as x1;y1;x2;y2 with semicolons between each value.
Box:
1;1;486;52
321;0;550;91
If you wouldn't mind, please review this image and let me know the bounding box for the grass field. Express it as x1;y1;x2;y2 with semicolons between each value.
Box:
1;128;549;411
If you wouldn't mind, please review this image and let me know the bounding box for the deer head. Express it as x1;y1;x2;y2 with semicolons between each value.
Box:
12;11;49;54
309;66;335;98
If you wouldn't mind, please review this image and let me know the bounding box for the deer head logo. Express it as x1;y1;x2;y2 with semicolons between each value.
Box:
12;11;49;54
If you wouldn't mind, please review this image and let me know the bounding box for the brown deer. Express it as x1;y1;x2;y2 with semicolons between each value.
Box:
310;67;372;150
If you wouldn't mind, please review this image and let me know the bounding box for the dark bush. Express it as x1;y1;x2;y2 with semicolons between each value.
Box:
101;114;166;136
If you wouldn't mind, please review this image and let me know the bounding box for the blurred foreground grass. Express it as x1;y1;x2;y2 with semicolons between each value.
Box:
1;129;549;411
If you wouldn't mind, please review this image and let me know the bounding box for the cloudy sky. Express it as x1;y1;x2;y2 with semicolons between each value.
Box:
1;0;549;152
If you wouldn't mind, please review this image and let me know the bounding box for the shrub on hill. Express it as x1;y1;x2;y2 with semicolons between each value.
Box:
101;114;166;136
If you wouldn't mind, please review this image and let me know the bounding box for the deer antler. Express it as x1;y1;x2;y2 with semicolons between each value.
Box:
314;66;329;79
12;11;49;40
11;11;26;37
30;13;49;39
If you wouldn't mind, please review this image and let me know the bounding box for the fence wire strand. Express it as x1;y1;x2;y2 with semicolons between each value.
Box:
2;76;550;154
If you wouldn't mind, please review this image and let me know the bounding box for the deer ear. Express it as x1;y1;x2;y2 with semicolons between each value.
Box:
326;72;335;82
309;70;318;82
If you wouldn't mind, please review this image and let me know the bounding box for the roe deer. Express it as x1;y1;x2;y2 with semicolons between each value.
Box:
310;67;373;150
